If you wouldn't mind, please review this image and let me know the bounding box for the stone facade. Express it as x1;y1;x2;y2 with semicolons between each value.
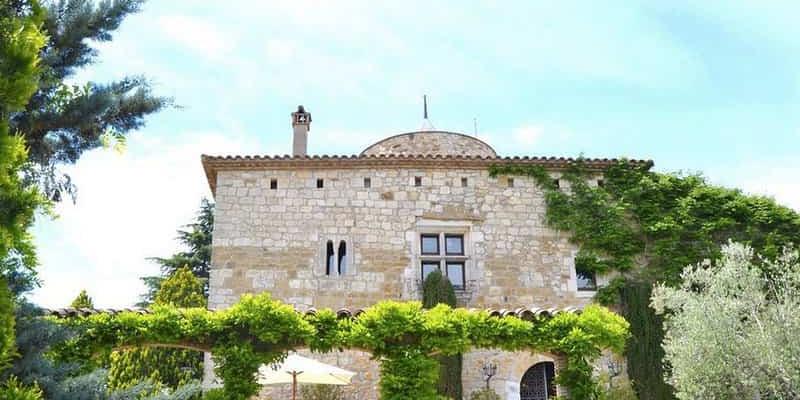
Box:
203;130;623;399
209;168;593;312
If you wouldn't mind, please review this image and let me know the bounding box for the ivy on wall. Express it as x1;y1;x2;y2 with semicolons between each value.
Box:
490;159;800;399
55;293;628;400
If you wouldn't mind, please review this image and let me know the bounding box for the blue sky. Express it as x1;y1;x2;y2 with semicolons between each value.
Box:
30;0;800;308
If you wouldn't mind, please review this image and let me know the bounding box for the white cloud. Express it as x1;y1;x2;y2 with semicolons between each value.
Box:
157;16;235;61
737;166;800;212
30;132;254;309
705;159;800;212
512;125;544;147
264;39;296;64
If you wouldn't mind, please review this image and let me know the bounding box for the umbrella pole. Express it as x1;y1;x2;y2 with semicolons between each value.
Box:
292;372;297;400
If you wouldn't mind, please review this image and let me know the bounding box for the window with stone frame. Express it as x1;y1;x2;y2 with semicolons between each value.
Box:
324;240;350;277
419;233;467;290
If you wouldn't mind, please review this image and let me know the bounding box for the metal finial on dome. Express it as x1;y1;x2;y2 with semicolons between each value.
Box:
420;94;435;131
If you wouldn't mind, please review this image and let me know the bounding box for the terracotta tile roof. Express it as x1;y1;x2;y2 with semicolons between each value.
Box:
44;306;581;320
201;153;652;196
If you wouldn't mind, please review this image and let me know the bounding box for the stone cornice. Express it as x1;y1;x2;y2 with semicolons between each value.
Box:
201;154;653;196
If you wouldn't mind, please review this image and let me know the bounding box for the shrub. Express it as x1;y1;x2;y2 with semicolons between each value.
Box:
201;388;226;400
0;377;43;400
301;384;344;400
469;387;501;400
597;373;638;400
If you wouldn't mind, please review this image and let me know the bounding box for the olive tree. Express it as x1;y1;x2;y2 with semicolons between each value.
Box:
651;242;800;400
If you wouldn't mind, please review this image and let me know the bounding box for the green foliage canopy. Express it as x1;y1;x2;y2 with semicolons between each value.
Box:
469;387;502;400
0;280;13;370
140;199;214;306
153;266;206;308
0;0;49;288
490;160;800;400
0;376;42;400
108;266;205;394
0;0;47;376
9;0;171;202
490;161;800;285
652;243;800;399
57;293;629;400
69;289;93;309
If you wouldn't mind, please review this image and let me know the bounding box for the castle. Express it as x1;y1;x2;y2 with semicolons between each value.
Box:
201;106;634;399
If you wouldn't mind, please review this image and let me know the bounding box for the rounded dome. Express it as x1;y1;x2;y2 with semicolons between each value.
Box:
360;131;497;157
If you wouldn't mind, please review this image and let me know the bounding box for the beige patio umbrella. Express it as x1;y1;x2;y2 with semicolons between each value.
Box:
257;354;356;400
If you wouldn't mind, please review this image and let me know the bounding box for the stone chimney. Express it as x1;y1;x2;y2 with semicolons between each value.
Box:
291;105;311;156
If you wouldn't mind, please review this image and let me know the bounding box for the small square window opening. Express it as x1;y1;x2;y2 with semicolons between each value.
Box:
446;262;465;289
421;261;440;281
364;177;371;188
507;178;514;188
461;177;468;187
316;178;324;188
445;235;464;255
553;179;560;188
421;235;440;255
414;176;422;187
270;179;277;190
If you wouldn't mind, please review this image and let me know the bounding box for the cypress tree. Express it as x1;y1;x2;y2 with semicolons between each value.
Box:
422;270;462;399
620;281;673;400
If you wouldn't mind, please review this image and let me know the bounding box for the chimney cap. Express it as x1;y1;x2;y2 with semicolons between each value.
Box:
292;105;311;126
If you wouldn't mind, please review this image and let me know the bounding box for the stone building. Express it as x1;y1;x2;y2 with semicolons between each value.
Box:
201;106;633;399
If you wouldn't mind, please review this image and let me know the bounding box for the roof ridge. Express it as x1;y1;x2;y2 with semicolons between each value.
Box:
44;305;583;320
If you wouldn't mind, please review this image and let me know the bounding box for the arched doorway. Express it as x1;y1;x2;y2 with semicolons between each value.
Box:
520;361;556;400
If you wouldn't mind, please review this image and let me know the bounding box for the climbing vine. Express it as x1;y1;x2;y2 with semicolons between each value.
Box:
55;293;628;400
490;159;800;399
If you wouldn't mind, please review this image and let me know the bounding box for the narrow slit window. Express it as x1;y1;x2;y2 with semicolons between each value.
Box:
338;241;347;275
364;177;371;188
414;176;422;187
325;241;334;275
461;177;468;187
270;179;278;189
317;178;324;188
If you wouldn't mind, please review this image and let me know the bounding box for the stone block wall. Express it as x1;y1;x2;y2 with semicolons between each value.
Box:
209;166;591;311
462;350;568;400
206;164;599;398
